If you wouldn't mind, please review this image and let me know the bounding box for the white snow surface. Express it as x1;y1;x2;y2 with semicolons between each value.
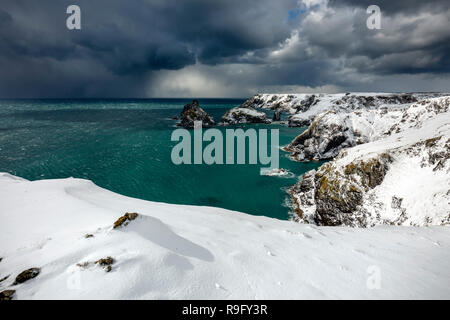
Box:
248;92;447;125
1;173;449;299
326;102;450;226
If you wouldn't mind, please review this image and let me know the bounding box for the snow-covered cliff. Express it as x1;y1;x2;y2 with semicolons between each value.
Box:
289;97;450;227
241;92;447;127
284;96;450;161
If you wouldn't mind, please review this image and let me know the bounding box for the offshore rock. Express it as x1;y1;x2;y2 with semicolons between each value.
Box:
221;107;271;125
179;100;215;128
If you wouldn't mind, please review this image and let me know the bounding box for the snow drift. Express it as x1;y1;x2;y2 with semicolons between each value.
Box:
0;173;449;299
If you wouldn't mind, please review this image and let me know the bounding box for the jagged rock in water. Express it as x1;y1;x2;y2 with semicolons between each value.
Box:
14;267;40;284
178;100;215;128
273;110;281;121
221;107;271;125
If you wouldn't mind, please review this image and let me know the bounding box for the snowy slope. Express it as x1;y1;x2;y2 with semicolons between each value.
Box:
0;173;449;299
290;102;450;227
240;92;448;126
285;96;450;161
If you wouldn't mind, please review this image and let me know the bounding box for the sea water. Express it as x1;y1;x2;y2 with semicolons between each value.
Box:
0;99;322;220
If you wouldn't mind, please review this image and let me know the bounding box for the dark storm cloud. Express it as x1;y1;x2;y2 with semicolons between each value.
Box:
0;0;449;98
0;0;298;97
329;0;450;15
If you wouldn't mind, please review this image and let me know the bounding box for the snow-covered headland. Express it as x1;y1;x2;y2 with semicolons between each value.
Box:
287;96;450;227
0;173;449;299
241;92;447;127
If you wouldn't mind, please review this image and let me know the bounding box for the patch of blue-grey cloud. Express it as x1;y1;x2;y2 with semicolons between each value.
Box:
0;0;449;98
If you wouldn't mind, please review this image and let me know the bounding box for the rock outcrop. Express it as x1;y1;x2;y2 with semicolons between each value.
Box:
178;100;215;128
284;97;450;161
239;92;448;127
95;257;114;272
0;290;15;301
13;267;40;284
284;111;356;161
289;96;450;227
113;212;139;229
221;107;271;125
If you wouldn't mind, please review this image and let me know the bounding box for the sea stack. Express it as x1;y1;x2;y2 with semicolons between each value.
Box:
178;100;215;128
221;107;271;125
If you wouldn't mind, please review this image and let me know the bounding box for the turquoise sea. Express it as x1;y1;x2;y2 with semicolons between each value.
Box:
0;99;322;220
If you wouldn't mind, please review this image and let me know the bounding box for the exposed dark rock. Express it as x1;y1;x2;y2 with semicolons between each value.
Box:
14;268;40;285
273;110;281;121
284;111;355;161
0;275;9;283
296;94;318;113
291;154;392;227
289;170;316;221
238;94;265;109
0;290;15;301
95;257;114;266
221;107;271;125
113;212;139;229
288;116;310;127
178;100;215;128
76;261;89;268
95;257;114;272
84;234;94;239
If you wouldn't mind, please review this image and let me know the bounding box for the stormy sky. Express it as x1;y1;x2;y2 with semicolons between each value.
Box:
0;0;449;98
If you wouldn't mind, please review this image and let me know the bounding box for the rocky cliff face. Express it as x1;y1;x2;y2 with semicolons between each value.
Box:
289;96;450;227
221;107;271;125
178;100;215;128
285;96;450;161
239;92;447;127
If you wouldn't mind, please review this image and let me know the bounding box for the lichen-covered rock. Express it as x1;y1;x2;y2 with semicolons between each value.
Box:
113;212;139;228
178;100;215;128
0;290;15;301
291;154;391;227
221;107;271;125
95;257;114;272
14;267;40;284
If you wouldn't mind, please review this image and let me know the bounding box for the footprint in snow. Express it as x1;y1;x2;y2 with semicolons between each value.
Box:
215;283;227;290
264;245;276;256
